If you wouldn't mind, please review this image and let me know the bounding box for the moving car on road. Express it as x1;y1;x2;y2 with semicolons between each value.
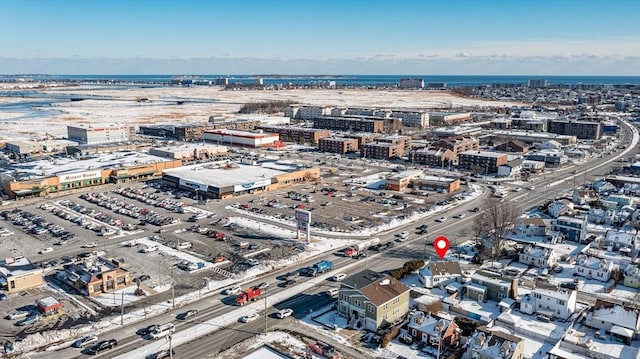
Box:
176;309;198;320
240;313;260;323
74;335;98;348
86;339;117;355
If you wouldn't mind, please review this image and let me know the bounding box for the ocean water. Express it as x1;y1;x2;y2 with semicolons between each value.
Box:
7;74;640;86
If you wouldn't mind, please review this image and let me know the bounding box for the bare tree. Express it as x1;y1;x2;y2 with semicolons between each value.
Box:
471;209;488;246
482;197;522;261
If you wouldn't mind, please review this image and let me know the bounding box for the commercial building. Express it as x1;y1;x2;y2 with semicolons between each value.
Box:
385;170;422;191
385;170;460;193
458;151;509;174
2;151;181;199
497;158;524;178
548;119;602;140
337;270;411;332
67;124;132;144
429;112;471;126
162;161;320;199
149;143;228;161
258;125;329;144
431;126;483;138
138;125;175;138
63;257;131;297
318;137;359;154
5;141;44;155
490;130;577;145
0;256;44;294
203;129;281;148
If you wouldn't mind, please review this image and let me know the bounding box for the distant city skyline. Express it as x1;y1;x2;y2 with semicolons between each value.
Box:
1;0;639;75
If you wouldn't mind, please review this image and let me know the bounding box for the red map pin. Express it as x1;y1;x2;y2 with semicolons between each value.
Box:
433;236;450;259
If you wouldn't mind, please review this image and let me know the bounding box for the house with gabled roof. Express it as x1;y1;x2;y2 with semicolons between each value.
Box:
519;288;576;320
548;199;573;218
518;245;557;268
407;311;460;348
337;269;410;332
418;261;462;289
584;300;640;345
467;326;525;359
515;218;547;237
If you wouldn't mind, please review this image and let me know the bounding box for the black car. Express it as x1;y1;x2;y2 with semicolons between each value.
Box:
134;274;151;283
86;339;117;355
470;207;481;212
137;324;159;336
280;279;296;288
147;349;175;359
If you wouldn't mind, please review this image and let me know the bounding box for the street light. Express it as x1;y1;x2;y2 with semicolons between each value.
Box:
166;335;173;359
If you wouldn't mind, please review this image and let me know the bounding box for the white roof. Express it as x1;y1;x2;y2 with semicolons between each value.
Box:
163;162;286;188
590;306;639;330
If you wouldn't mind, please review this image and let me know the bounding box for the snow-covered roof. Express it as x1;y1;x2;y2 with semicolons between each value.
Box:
590;306;639;330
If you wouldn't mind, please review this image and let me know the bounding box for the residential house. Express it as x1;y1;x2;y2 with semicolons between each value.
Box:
552;216;588;243
587;208;616;226
548;200;574;218
602;230;636;253
592;180;616;195
467;326;525;359
419;261;462;289
497;159;524;178
337;270;411;332
407;312;461;349
465;271;518;302
623;264;640;289
518;245;557;268
537;139;563;151
515;218;547;237
573;255;613;282
519;288;576;320
572;189;599;205
521;160;545;173
584;301;640;345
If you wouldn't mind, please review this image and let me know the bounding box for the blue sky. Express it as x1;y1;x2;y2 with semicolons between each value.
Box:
1;0;639;74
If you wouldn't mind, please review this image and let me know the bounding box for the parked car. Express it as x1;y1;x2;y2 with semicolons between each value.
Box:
176;309;198;320
81;242;97;248
15;314;39;326
74;335;98;348
39;247;54;254
240;313;259;323
331;273;346;282
86;339;117;355
5;310;30;320
276;308;293;319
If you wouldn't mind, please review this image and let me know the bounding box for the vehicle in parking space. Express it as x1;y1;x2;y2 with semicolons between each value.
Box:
247;258;260;266
174;242;192;250
331;273;346;282
139;245;159;253
146;323;175;340
176;309;198;320
147;349;175;359
81;242;97;248
15;314;39;326
222;286;242;295
5;310;31;320
39;247;54;254
74;335;98;348
327;288;339;297
276;308;293;319
435;217;447;222
86;339;118;355
240;313;259;323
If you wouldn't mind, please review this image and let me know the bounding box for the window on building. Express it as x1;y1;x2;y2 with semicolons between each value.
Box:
558;300;565;305
367;304;374;313
393;297;400;304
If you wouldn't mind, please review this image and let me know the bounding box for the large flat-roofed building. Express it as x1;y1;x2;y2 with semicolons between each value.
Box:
0;256;44;294
343;132;381;146
203;129;280;148
139;125;175;138
490;130;577;145
391;110;429;128
2;151;181;199
376;135;412;152
384;170;461;193
438;136;480;155
259;125;329;144
67;124;132;144
5;141;43;155
458;151;509;174
162;161;320;199
312;116;384;133
399;78;425;89
149;143;228;161
547;119;602;140
429;112;471;126
386;170;423;191
412;148;457;167
285;105;331;120
318;137;359;154
431;126;483;137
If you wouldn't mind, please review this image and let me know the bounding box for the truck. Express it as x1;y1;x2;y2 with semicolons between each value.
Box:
308;341;340;359
309;260;333;276
235;287;262;306
344;238;380;257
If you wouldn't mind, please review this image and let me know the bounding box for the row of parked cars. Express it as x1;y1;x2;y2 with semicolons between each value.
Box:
2;209;74;240
55;199;136;232
113;186;187;214
80;192;177;227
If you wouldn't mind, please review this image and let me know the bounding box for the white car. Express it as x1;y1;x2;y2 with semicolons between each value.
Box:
527;186;536;190
82;242;97;248
240;313;259;323
332;273;346;282
453;213;466;219
74;335;98;348
397;231;409;239
222;286;242;295
39;247;54;254
511;187;522;192
435;217;447;222
276;308;293;319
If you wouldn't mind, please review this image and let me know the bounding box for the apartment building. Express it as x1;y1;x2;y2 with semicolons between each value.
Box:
391;110;429;128
375;135;412;152
337;270;411;332
285;105;331;120
343;132;381;146
548;119;602;140
312;116;384;133
429;112;471;126
495;140;529;153
412;148;457;167
258;125;329;144
458;151;509;174
437;136;480;155
399;78;424;89
318;137;359;154
360;142;404;160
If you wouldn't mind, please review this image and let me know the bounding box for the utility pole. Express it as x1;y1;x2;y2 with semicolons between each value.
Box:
167;335;173;359
264;295;268;335
171;267;175;309
120;291;124;325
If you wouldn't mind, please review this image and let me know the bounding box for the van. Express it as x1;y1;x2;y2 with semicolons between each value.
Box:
147;323;175;340
327;288;339;297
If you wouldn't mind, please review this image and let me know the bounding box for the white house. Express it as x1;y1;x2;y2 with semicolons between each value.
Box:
584;304;640;337
572;189;599;205
587;208;616;225
518;245;557;268
419;261;462;289
547;200;573;218
497;159;523;178
592;180;616;194
574;255;614;282
521;160;545;173
602;230;636;253
515;218;547;237
519;288;577;320
537;139;562;151
623;264;640;289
